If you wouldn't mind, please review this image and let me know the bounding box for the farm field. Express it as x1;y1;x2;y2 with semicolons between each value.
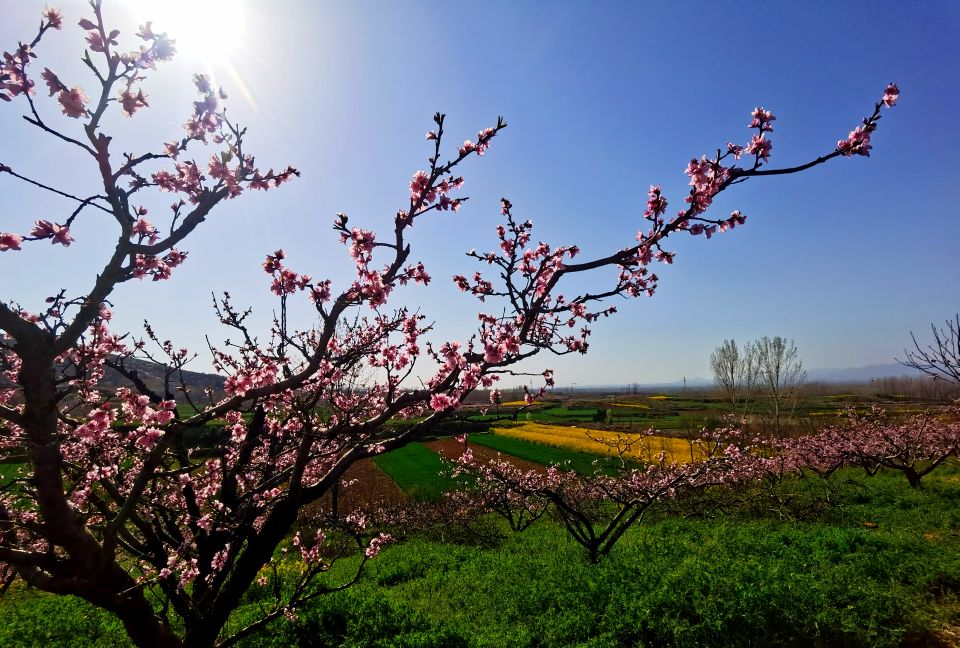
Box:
371;442;463;501
468;392;934;434
3;388;956;647
489;421;703;464
469;430;607;475
425;437;546;474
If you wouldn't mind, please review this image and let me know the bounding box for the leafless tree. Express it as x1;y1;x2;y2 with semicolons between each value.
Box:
900;315;960;388
710;338;759;409
753;336;806;434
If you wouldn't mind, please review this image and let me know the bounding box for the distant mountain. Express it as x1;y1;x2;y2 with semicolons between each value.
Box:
102;356;226;398
589;363;926;392
94;360;928;397
805;363;922;383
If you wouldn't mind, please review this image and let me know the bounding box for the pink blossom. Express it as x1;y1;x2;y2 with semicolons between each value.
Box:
348;228;376;261
309;280;332;304
430;393;460;412
40;68;65;96
151;170;177;191
119;88;148;116
163;249;187;267
153;34;176;61
365;533;393;558
748;107;776;131
210;549;228;574
483;343;504;364
130;218;156;239
837;125;872;157
135;427;163;449
194;74;213;94
58;86;89;118
43;7;63;30
409;170;436;204
404;262;431;285
31;220;73;246
683;157;731;213
135;22;156;40
208;155;232;180
746;134;772;161
0;233;23;251
882;83;899;108
644;185;668;219
86;29;119;54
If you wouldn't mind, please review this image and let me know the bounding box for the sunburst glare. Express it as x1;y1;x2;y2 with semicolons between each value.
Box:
132;0;246;63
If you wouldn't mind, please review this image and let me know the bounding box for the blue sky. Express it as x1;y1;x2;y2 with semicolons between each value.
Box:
1;1;958;387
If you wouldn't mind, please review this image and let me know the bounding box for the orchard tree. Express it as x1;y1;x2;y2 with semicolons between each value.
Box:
0;3;900;646
784;406;960;488
454;438;762;563
900;315;960;389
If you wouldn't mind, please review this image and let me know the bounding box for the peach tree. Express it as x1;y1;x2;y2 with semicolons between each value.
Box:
0;2;899;646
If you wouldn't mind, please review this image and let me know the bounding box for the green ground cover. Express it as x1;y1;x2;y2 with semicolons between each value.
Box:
371;442;461;501
225;462;960;647
470;432;609;475
0;461;23;488
5;466;960;646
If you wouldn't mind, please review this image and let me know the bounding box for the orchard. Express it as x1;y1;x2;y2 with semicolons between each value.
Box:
5;2;956;647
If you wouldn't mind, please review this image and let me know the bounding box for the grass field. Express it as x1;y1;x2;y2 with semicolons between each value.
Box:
0;462;23;488
371;442;461;501
4;465;960;647
469;432;606;474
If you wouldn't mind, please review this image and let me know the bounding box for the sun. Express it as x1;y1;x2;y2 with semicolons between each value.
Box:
132;0;247;63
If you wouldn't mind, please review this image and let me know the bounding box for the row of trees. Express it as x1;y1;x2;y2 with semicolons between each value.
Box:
454;403;960;562
0;3;900;646
710;336;806;432
711;314;960;418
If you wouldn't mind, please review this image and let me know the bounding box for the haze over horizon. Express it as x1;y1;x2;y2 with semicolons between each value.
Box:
1;1;957;385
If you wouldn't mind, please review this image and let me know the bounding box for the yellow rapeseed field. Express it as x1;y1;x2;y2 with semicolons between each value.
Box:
492;422;702;464
609;402;650;409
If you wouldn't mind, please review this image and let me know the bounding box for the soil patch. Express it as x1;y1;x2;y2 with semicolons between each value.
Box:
426;437;546;474
305;458;407;519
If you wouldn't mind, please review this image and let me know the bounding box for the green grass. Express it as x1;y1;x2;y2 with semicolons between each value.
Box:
228;465;960;647
0;588;130;647
470;433;608;475
4;465;960;646
371;442;461;501
0;462;24;488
